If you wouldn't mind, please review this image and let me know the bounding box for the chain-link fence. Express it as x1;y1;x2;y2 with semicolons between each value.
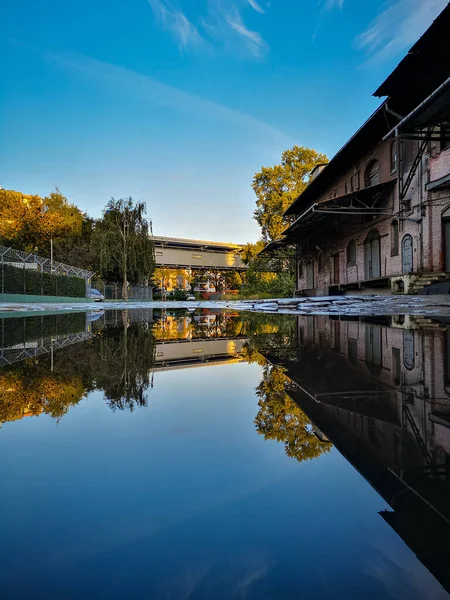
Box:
0;245;94;297
91;281;153;300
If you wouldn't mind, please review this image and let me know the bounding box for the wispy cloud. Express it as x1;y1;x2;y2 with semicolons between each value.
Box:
147;0;269;58
47;52;294;147
356;0;448;63
225;7;267;57
247;0;266;13
147;0;203;51
320;0;344;9
312;0;344;42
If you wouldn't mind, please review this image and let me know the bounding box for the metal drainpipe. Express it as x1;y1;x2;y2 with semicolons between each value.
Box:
418;142;424;273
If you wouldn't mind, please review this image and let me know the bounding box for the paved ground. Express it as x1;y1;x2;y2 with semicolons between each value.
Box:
0;295;450;317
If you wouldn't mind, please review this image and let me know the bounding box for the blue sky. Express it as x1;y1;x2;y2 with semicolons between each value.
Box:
1;0;448;243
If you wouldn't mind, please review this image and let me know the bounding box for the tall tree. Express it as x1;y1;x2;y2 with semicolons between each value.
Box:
0;187;84;255
253;145;328;242
92;197;155;300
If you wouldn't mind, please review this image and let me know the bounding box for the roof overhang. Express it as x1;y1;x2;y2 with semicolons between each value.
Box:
284;105;397;217
258;239;294;255
284;181;396;237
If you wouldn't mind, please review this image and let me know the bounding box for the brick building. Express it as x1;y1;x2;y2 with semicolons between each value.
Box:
265;4;450;295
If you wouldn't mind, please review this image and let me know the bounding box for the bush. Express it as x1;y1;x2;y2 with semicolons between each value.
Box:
0;264;85;298
170;288;189;300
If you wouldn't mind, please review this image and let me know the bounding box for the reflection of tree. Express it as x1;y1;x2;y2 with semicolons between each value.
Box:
91;313;156;411
254;364;332;463
0;367;86;422
0;312;157;424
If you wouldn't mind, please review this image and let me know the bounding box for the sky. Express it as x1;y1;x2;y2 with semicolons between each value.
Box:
1;0;448;243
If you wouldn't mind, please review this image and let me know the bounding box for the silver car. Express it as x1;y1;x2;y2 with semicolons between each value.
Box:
89;288;105;302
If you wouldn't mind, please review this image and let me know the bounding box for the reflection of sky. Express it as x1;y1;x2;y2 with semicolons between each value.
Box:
0;362;447;599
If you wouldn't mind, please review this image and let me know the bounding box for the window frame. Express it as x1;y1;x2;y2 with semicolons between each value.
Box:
346;239;357;267
390;140;397;173
391;219;399;256
364;159;380;187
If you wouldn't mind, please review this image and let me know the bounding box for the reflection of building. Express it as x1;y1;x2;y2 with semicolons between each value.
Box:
154;338;247;371
153;311;248;370
263;315;450;594
264;5;450;295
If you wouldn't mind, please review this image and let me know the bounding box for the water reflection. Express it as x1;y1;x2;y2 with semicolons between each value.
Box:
1;309;450;597
258;314;450;595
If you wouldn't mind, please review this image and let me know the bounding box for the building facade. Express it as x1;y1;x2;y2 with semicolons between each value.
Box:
268;5;450;296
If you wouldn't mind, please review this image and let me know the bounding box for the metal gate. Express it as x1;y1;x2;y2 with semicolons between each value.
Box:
364;230;381;279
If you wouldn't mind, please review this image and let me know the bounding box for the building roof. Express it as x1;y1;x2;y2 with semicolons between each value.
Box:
374;3;450;99
284;3;450;221
284;104;395;216
152;236;244;252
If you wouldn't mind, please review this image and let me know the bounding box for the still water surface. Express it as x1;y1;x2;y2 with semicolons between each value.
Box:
0;309;449;599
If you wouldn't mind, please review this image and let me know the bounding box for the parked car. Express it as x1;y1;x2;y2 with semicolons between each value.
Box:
187;294;196;301
89;288;105;302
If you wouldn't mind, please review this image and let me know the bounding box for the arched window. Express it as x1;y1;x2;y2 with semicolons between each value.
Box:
402;234;413;274
298;261;304;279
346;239;356;266
364;159;380;187
318;252;325;272
391;220;399;256
390;141;397;173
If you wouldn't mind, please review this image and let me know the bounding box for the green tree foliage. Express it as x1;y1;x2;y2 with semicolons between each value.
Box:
242;146;327;298
240;242;296;298
52;216;95;270
92;197;155;300
253;145;328;243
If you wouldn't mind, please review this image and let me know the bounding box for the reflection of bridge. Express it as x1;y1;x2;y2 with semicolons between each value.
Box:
152;236;247;271
154;337;248;371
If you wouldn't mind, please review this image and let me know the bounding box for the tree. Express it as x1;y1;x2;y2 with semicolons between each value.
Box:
152;267;192;297
92;197;155;300
253;145;328;242
254;364;332;463
51;215;95;270
0;187;84;255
